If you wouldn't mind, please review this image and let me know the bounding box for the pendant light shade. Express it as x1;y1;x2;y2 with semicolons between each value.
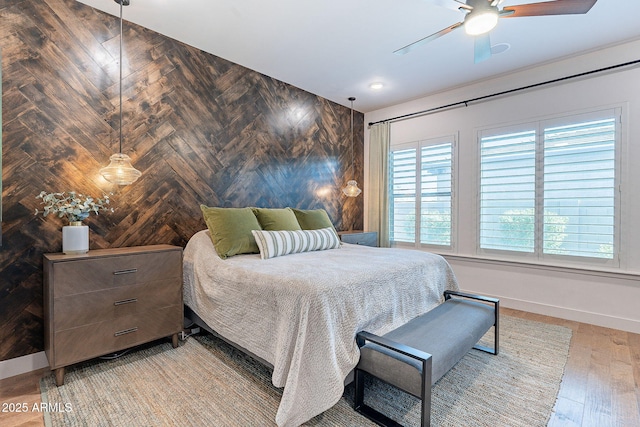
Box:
100;0;141;185
342;97;361;197
100;153;142;185
342;180;362;197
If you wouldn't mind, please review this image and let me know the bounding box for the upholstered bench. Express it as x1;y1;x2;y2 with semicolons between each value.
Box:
354;290;499;427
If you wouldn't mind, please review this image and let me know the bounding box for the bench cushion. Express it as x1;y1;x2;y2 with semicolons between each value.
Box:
358;299;494;397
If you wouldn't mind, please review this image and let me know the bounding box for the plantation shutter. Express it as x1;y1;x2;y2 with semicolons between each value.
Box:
420;143;452;246
479;130;536;252
543;118;616;259
390;147;417;243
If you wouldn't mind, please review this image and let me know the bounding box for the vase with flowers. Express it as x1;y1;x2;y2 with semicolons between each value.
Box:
35;191;113;255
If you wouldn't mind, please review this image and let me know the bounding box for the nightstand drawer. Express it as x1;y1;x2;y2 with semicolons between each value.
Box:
52;305;181;368
53;278;181;331
52;250;182;297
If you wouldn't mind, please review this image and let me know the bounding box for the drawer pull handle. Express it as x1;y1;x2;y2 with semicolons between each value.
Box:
114;298;138;306
113;268;138;275
114;327;138;337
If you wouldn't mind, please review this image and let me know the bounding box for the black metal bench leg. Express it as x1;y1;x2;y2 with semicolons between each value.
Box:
354;368;365;410
421;356;432;427
474;299;499;355
354;362;433;427
354;369;404;426
494;299;500;355
445;290;500;356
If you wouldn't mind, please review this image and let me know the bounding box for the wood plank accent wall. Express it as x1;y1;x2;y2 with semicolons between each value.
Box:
0;0;364;361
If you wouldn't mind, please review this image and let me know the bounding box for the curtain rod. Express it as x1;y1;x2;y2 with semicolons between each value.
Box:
368;59;640;127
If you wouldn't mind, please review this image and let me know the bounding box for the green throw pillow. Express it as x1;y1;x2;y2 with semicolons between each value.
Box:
200;205;262;259
292;208;335;230
252;207;302;231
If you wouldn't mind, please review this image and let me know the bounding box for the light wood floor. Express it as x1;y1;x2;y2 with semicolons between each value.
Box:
1;308;639;427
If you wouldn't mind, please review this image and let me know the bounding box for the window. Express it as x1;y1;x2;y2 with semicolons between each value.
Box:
479;109;619;263
390;137;454;248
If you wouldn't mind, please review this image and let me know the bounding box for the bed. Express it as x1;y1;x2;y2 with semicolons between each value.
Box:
183;229;459;426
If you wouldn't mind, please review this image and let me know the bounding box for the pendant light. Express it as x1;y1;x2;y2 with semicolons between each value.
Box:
100;0;141;185
342;97;361;197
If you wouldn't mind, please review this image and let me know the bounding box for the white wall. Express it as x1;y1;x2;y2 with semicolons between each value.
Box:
0;351;48;380
364;40;640;333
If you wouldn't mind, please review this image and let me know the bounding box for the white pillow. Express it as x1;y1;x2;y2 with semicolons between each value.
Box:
251;227;340;259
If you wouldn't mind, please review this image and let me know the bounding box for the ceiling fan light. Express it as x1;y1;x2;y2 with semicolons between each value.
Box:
464;10;499;36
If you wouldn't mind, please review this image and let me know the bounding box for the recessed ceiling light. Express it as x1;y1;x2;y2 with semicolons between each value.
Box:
491;43;511;55
369;82;384;90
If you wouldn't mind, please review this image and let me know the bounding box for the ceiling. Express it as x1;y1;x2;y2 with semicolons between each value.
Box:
76;0;640;113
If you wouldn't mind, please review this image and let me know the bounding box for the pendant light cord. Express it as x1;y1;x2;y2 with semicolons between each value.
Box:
99;0;141;185
349;97;356;175
118;0;124;155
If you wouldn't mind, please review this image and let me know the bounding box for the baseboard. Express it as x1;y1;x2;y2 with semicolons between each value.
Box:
0;351;49;380
464;290;640;334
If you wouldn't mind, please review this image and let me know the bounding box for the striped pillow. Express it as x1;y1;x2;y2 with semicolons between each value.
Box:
251;227;341;259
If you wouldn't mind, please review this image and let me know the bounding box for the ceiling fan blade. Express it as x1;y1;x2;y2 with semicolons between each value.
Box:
474;33;491;63
394;22;463;55
501;0;597;18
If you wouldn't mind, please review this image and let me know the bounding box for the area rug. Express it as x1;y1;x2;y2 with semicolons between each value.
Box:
41;315;572;426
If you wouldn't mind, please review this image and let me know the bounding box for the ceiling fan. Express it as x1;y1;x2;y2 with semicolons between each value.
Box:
394;0;598;63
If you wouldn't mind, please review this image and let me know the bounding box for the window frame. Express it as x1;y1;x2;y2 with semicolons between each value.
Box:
389;135;457;252
476;108;622;268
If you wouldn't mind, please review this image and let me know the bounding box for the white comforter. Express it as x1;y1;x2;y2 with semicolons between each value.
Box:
183;230;459;426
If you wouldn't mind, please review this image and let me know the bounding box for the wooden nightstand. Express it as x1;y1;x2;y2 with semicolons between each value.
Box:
339;231;378;247
43;245;183;386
